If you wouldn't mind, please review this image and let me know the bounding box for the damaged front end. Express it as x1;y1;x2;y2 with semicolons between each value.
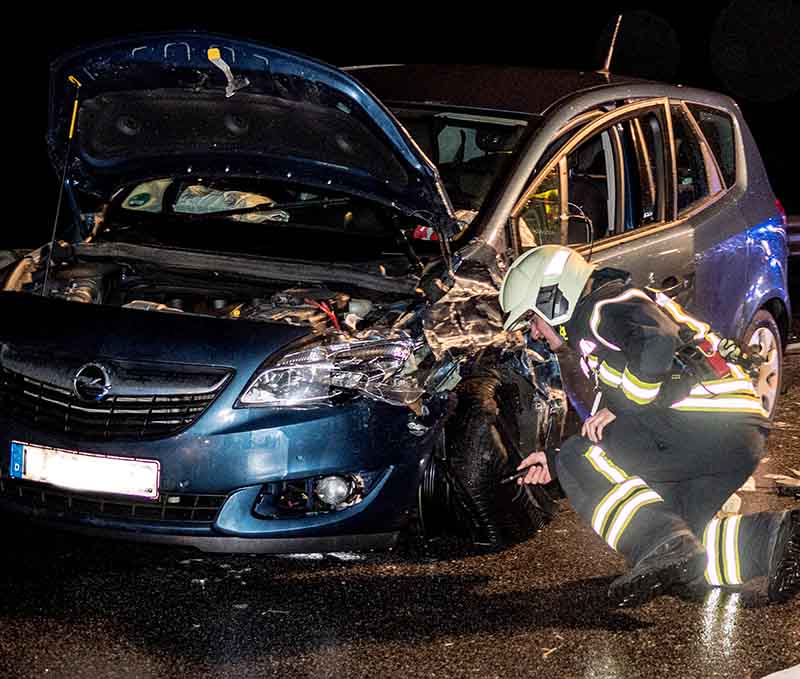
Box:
0;32;571;552
1;227;567;548
3;240;449;412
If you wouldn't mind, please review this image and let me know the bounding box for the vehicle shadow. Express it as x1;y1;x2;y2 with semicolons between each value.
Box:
0;523;654;665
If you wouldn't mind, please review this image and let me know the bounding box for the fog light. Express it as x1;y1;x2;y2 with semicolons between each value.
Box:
314;475;353;507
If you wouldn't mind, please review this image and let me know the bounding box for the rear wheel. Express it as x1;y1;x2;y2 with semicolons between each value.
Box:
444;376;552;549
743;310;782;419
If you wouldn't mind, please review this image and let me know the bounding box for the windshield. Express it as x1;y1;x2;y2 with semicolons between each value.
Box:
394;109;530;214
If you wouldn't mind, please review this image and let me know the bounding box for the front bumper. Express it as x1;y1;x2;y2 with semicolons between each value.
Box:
0;399;440;552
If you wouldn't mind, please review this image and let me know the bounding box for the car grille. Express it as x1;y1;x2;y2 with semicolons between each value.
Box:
0;366;226;441
0;478;227;523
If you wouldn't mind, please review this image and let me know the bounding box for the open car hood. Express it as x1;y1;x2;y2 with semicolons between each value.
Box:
48;32;455;230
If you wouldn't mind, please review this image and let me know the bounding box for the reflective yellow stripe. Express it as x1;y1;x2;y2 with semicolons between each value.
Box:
598;361;623;388
729;365;748;380
621;367;662;405
689;378;756;397
653;292;710;340
584;445;628;484
687;365;755;397
589;290;654;351
704;516;744;586
723;515;743;585
587;355;600;370
599;373;622;389
671;394;767;417
704;518;723;586
591;477;646;538
695;370;748;387
606;489;663;551
623;367;661;390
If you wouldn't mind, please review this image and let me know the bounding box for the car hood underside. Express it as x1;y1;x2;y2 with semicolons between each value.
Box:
48;32;455;229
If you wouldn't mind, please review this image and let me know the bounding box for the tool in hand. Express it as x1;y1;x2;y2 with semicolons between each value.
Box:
500;465;542;485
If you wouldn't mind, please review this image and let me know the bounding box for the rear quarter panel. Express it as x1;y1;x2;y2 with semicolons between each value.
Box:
694;100;790;341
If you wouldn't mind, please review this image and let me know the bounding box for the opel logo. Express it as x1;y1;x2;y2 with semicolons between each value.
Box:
73;363;112;402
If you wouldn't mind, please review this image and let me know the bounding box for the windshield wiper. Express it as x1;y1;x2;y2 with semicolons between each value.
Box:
177;197;351;219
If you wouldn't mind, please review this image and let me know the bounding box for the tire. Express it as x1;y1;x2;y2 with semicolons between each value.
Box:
445;376;550;549
742;309;782;419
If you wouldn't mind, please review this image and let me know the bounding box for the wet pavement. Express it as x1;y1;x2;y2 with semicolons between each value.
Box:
0;360;798;678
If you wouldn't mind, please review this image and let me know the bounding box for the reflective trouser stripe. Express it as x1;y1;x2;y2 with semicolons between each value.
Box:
583;445;665;553
591;478;664;550
584;445;628;484
689;379;756;397
592;478;647;536
703;516;743;586
606;490;663;550
671;393;767;417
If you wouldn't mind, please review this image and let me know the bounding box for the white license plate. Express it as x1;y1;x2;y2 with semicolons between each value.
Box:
9;441;160;499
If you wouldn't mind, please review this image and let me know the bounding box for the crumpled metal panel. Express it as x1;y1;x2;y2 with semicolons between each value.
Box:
422;241;525;360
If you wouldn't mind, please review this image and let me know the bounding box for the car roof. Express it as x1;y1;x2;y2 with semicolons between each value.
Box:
344;64;650;116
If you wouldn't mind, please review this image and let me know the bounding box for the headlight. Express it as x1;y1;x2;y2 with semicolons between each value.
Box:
239;339;423;407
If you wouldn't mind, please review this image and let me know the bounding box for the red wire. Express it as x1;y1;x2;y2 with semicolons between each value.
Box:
305;298;341;331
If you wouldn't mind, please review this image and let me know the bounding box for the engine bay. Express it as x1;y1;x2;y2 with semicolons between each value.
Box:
1;242;568;429
5;251;420;337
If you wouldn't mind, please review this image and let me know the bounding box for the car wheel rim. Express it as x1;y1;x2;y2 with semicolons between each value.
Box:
749;326;780;416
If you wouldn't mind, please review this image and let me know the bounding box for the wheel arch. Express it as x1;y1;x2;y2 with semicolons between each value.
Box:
761;296;790;348
736;290;791;348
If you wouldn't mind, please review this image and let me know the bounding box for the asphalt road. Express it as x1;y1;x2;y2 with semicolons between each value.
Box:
0;358;798;679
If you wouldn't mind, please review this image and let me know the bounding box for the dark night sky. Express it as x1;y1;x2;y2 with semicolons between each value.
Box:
12;2;799;246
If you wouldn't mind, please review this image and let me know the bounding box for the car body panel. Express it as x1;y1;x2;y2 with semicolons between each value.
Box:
49;33;454;226
349;64;645;117
740;218;792;334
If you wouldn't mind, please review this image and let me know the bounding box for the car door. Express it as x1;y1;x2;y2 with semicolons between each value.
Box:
509;99;692;417
511;99;695;306
674;101;749;339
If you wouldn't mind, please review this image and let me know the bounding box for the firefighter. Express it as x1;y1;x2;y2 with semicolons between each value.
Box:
499;244;799;607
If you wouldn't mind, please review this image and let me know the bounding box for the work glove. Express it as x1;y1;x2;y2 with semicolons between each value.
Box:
718;338;744;361
718;338;764;377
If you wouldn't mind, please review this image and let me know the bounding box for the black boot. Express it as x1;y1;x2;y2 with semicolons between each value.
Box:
609;532;706;608
767;509;800;603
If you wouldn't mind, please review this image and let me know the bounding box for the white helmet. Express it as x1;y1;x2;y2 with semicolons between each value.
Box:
499;245;595;331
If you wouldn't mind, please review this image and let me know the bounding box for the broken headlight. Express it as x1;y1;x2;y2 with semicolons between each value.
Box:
238;339;423;406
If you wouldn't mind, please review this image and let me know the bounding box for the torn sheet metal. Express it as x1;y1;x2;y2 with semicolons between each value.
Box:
207;47;250;97
422;241;524;360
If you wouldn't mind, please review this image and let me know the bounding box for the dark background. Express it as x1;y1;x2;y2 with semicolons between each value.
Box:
11;1;799;247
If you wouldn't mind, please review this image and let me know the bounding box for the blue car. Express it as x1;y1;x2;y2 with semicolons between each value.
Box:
0;34;790;553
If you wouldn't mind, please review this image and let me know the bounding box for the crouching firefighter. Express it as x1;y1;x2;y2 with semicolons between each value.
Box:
499;244;799;607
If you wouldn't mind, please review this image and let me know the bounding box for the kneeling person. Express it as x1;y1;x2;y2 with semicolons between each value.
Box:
499;245;799;607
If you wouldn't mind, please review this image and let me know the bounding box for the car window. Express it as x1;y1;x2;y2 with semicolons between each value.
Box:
671;105;723;214
513;103;674;252
518;165;562;247
686;104;736;188
394;109;529;213
565;132;615;243
616;111;667;230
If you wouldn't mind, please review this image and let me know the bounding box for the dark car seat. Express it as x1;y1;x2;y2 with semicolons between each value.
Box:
567;138;609;243
455;127;524;210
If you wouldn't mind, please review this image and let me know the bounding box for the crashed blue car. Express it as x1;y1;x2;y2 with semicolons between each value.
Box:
0;33;789;553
